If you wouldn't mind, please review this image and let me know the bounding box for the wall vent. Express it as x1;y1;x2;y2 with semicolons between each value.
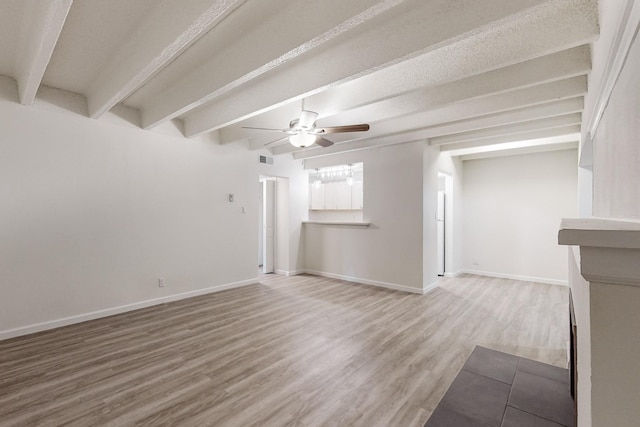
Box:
259;155;273;165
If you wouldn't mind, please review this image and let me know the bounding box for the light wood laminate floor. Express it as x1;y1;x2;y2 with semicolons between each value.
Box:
0;274;569;426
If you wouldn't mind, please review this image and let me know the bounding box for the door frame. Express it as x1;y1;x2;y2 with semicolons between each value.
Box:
437;171;454;276
259;175;290;274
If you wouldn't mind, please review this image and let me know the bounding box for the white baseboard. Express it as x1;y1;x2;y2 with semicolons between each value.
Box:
461;269;568;286
0;278;259;341
423;280;441;294
444;270;464;278
304;269;425;294
275;269;305;277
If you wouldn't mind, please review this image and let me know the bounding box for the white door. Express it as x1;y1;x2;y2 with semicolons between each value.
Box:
263;180;275;273
437;191;445;276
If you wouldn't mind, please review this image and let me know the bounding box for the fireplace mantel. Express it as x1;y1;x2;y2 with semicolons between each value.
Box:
559;217;640;287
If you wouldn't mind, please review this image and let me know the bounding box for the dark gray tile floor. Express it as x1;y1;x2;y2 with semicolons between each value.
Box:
461;345;520;385
439;370;511;426
425;346;575;427
425;405;492;427
517;358;570;385
509;371;575;426
502;407;566;427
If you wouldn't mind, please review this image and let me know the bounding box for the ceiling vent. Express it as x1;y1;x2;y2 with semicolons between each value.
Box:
259;155;273;165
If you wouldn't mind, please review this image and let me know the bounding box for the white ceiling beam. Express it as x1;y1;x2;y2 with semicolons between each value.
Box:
426;97;583;144
291;125;582;160
457;141;579;161
436;113;582;151
139;0;409;129
430;113;582;146
184;0;598;137
448;133;581;157
86;0;246;119
322;77;586;145
309;45;591;130
438;125;582;151
278;79;584;151
287;100;583;159
223;47;590;145
15;0;73;105
304;2;596;126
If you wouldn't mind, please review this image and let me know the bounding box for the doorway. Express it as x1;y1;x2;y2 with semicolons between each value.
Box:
437;174;446;276
259;177;275;273
258;175;290;275
437;172;453;276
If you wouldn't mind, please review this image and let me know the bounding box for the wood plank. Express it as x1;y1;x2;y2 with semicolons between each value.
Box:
0;274;568;426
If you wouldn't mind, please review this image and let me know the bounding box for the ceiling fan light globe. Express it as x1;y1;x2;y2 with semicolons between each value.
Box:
289;133;316;148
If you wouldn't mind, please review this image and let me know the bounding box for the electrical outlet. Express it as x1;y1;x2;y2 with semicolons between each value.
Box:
158;278;165;288
472;259;479;266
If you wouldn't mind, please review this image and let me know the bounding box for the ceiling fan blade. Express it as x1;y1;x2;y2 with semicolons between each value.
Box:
264;135;290;147
315;137;334;148
242;126;289;132
316;124;370;134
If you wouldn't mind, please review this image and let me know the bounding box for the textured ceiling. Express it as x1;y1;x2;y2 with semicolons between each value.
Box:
42;0;157;94
0;0;599;159
0;0;25;77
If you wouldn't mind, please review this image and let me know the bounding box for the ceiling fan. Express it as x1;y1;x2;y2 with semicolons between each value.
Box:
242;109;370;149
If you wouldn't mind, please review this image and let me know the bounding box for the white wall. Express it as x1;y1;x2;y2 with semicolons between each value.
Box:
0;89;258;337
462;149;578;284
303;142;425;292
580;0;629;169
578;166;593;218
592;33;640;218
422;144;440;290
275;177;290;274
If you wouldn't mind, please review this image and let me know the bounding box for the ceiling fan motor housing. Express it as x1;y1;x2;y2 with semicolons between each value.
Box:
291;110;319;131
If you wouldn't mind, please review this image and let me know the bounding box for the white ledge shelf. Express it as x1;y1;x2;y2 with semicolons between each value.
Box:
558;217;640;249
558;217;640;287
303;221;370;227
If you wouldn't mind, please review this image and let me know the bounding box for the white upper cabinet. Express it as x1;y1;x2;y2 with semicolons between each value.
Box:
308;163;363;211
352;181;363;210
310;182;325;209
335;181;352;209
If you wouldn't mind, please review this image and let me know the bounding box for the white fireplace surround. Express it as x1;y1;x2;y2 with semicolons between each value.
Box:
558;217;640;427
